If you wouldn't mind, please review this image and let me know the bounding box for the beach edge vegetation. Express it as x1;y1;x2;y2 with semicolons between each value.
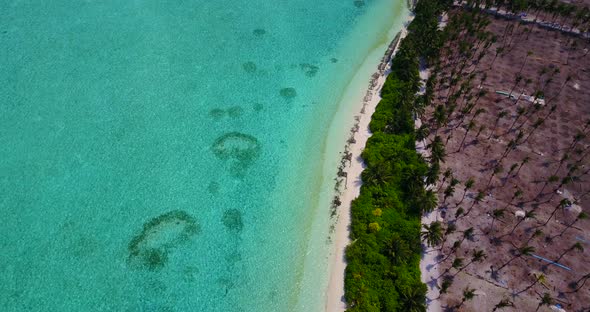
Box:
344;1;450;311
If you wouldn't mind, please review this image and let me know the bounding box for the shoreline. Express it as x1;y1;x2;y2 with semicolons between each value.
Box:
286;2;412;310
324;15;413;312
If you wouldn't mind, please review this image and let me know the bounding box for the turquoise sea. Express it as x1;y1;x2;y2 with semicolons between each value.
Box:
0;0;408;311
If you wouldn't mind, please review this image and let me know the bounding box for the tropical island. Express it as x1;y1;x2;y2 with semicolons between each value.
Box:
338;0;590;311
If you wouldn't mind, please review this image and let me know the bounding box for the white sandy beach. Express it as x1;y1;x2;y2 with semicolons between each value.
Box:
324;20;412;312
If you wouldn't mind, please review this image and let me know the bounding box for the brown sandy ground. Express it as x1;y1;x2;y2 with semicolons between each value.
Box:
420;7;590;312
562;0;590;10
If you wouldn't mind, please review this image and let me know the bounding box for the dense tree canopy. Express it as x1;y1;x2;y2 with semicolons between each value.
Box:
344;1;450;311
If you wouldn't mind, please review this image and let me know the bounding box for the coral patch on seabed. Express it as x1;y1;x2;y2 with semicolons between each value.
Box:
183;266;199;283
279;87;297;99
208;181;220;194
242;61;257;73
217;277;236;295
227;106;244;118
300;63;319;77
211;132;262;177
222;209;244;233
253;103;264;112
253;28;266;37
127;210;200;271
225;251;242;264
209;108;226;120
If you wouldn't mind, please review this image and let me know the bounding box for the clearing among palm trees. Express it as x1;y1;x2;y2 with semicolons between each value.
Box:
418;2;590;311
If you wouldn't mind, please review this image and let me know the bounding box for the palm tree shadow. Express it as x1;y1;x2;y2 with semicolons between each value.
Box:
420;243;429;259
352;176;363;188
425;295;440;308
340;295;346;306
443;305;457;312
427;276;439;290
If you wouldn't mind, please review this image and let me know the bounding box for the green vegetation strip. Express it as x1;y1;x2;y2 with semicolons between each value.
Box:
344;1;450;311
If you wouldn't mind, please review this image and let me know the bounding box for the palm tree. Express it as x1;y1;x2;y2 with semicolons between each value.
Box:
386;233;411;265
536;175;560;199
474;125;486;142
524;229;544;246
503;130;525;160
542;199;571;226
545;175;574;203
559;4;575;29
463;190;485;217
364;161;393;186
433;104;448;132
554;242;584;264
568;132;587;152
568;273;590;293
445;129;454;146
555;212;588;237
507;163;519;177
535;293;553;312
459;108;486;151
511;188;524;202
551;154;571;179
516;272;547;295
416;124;430;142
566;41;577;64
489;46;504;69
513;156;530;177
458;249;486;274
425;162;440;186
443;182;458;204
488;208;506;234
422;221;443;248
400;285;427;312
506;106;527;135
418;190;439;214
495;245;535;275
489;111;509;139
440;257;464;278
522;118;545;143
439;239;463;264
403;166;427;198
508;73;524;99
457;120;477;152
457;178;475;205
457;287;477;309
508;210;536;236
486;164;504;189
455;207;465;219
439;276;454;295
438;223;457;252
515;95;542;131
428;135;447;164
437;168;453;193
492;298;514;311
461;228;475;245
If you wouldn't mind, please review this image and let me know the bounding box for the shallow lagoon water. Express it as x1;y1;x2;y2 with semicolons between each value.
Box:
0;0;407;311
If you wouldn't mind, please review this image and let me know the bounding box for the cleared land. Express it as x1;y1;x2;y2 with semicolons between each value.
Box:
421;7;590;312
